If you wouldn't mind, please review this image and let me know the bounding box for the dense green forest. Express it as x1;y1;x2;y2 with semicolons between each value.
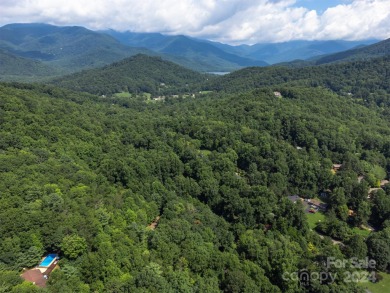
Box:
1;68;390;292
314;38;390;65
0;49;63;82
50;55;211;96
0;23;152;75
49;53;390;110
207;56;390;108
0;23;267;76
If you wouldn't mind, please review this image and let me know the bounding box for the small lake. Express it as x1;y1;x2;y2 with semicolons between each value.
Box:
207;72;230;75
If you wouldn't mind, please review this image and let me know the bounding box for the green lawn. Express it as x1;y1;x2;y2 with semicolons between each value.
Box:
351;227;371;237
198;91;213;95
359;273;390;293
198;149;212;156
113;92;132;98
306;211;325;230
306;211;371;238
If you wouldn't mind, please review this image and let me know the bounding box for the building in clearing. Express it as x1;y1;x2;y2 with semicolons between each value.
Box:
21;269;47;287
287;195;302;203
273;91;282;97
380;180;389;187
308;198;328;211
21;254;59;288
332;164;342;172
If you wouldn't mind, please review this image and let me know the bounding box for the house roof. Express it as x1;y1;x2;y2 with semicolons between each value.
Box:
309;199;328;209
380;180;389;187
273;91;282;96
21;269;46;287
287;195;302;203
369;188;381;194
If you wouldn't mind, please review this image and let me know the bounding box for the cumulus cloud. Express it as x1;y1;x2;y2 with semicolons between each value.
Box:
0;0;389;44
318;0;390;40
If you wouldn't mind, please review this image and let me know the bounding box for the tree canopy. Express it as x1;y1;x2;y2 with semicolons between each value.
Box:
0;53;390;292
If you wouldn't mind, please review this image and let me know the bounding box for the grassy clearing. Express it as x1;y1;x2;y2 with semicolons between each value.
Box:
306;211;325;230
198;149;212;156
351;227;371;237
359;273;390;293
144;93;154;103
199;91;213;95
114;92;132;98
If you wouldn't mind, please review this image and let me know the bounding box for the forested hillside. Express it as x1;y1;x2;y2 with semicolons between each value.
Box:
105;31;268;71
0;23;153;77
0;49;63;82
314;38;390;65
1;79;389;292
220;40;378;64
208;56;390;108
50;54;210;95
105;30;377;65
0;23;387;81
0;23;265;76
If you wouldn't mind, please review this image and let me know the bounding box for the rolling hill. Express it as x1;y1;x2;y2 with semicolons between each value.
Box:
216;40;378;64
314;38;390;65
104;31;268;71
51;54;210;95
0;49;63;81
1;66;390;291
106;30;377;65
0;23;266;75
1;23;390;292
0;22;387;81
0;23;153;74
206;56;390;108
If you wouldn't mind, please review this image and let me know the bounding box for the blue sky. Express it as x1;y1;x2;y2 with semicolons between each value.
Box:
0;0;389;44
296;0;352;12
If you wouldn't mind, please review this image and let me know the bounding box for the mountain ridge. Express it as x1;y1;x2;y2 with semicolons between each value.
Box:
0;23;387;81
314;38;390;64
105;29;378;64
50;54;209;95
0;48;64;81
0;23;156;76
103;30;268;70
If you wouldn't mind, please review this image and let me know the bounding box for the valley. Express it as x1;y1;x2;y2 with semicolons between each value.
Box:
0;21;390;293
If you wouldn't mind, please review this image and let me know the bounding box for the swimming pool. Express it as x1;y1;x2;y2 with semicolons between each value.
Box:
39;254;58;267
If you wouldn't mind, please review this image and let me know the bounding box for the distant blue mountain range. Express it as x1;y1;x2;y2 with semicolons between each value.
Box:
0;23;384;80
104;29;378;65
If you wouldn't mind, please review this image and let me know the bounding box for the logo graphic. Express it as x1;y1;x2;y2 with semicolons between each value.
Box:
298;269;311;287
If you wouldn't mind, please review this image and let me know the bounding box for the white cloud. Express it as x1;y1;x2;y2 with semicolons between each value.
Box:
318;0;390;40
0;0;389;44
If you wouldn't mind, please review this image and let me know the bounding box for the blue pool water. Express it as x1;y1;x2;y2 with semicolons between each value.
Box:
39;254;57;267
